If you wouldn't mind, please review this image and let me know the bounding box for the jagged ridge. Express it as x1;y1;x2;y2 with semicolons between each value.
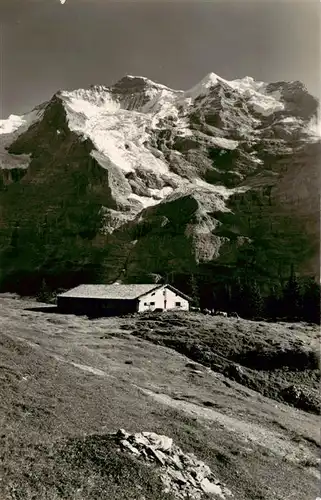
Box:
0;72;319;292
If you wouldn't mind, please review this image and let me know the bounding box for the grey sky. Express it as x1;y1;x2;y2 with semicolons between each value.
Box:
1;0;320;118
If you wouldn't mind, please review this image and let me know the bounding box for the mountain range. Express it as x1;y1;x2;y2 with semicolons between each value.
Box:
0;72;319;297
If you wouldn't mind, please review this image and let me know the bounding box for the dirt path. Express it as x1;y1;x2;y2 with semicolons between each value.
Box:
136;386;319;468
0;296;320;500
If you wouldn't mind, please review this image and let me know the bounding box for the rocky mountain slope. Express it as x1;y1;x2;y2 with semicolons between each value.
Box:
0;73;319;293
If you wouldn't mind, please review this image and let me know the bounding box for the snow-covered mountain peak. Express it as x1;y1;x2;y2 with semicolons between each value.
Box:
118;74;179;93
228;76;268;96
60;87;121;117
0;71;319;284
88;84;109;92
184;73;269;98
0;107;44;136
184;72;224;98
1;71;318;181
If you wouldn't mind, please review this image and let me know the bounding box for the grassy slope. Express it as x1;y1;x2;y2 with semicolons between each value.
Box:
0;296;320;500
130;311;320;413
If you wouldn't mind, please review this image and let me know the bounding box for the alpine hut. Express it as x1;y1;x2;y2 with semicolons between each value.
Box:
57;283;190;316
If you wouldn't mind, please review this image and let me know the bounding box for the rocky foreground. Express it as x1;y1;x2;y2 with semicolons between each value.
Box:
115;429;233;499
0;295;320;500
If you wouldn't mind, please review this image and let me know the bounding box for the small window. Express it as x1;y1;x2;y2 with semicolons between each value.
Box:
163;290;166;295
151;292;155;296
150;302;155;306
175;302;181;307
144;302;148;306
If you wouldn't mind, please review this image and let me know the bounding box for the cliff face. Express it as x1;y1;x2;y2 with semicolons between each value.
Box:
0;73;319;292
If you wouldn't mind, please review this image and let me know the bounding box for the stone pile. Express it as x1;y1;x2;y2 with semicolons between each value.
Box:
114;429;233;499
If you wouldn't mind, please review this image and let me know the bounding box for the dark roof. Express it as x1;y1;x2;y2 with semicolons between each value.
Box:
57;283;192;301
57;284;162;300
165;284;192;302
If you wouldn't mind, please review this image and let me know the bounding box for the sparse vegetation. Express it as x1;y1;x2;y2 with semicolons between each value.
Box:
2;434;176;500
0;295;320;500
129;310;320;414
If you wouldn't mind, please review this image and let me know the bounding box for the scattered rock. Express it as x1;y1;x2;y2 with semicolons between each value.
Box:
116;428;130;440
149;448;167;465
120;440;141;456
167;469;187;484
201;478;226;495
114;429;234;499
